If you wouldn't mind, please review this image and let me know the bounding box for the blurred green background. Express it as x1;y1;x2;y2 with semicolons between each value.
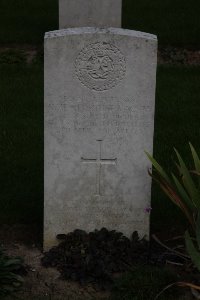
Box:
0;0;199;231
0;0;199;46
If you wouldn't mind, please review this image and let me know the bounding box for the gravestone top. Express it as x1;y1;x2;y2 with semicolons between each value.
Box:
59;0;122;29
45;27;157;41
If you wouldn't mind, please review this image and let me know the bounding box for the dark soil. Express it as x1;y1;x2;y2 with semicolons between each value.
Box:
0;225;198;299
41;228;188;289
42;229;149;287
0;225;109;299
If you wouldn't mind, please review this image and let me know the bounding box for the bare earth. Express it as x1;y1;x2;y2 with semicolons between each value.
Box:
0;225;109;300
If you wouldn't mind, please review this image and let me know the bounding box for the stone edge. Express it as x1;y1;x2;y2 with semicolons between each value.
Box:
44;27;157;41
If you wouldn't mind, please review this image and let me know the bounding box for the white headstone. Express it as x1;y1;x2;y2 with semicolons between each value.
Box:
59;0;122;29
44;27;157;250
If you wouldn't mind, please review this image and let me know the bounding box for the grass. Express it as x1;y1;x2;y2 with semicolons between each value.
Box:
0;54;200;228
152;66;200;231
123;0;200;47
0;59;43;224
0;0;58;45
110;266;180;300
0;0;199;47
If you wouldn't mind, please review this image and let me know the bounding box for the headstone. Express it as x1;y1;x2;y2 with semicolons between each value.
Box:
59;0;122;29
44;27;157;250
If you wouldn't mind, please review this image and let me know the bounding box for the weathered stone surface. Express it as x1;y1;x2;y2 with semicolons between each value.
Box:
44;27;157;250
59;0;122;28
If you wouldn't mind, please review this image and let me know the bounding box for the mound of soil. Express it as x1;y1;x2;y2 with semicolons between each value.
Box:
41;228;149;286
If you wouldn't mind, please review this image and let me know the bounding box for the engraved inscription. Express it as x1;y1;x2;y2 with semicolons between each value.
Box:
75;42;126;91
46;96;152;141
81;140;117;196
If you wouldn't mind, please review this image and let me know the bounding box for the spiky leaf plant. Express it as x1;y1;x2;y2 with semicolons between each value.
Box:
185;212;200;272
146;143;200;232
146;144;200;300
0;246;24;296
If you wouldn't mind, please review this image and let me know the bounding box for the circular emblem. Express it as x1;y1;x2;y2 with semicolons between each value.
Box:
75;42;126;91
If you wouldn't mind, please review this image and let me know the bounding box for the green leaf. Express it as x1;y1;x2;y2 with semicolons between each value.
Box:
0;249;24;296
159;179;195;228
174;149;200;210
196;213;200;250
185;230;200;272
190;143;200;188
172;173;195;211
3;259;22;267
190;143;200;173
145;151;171;184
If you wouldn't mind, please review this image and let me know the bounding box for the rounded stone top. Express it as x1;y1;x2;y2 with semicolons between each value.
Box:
45;27;157;42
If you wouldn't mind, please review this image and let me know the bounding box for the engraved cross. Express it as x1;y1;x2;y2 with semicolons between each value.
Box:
81;140;117;196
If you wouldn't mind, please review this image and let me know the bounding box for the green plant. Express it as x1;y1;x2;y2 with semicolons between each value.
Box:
146;144;200;296
185;212;200;272
146;143;200;232
110;266;179;300
0;246;24;296
0;49;26;64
